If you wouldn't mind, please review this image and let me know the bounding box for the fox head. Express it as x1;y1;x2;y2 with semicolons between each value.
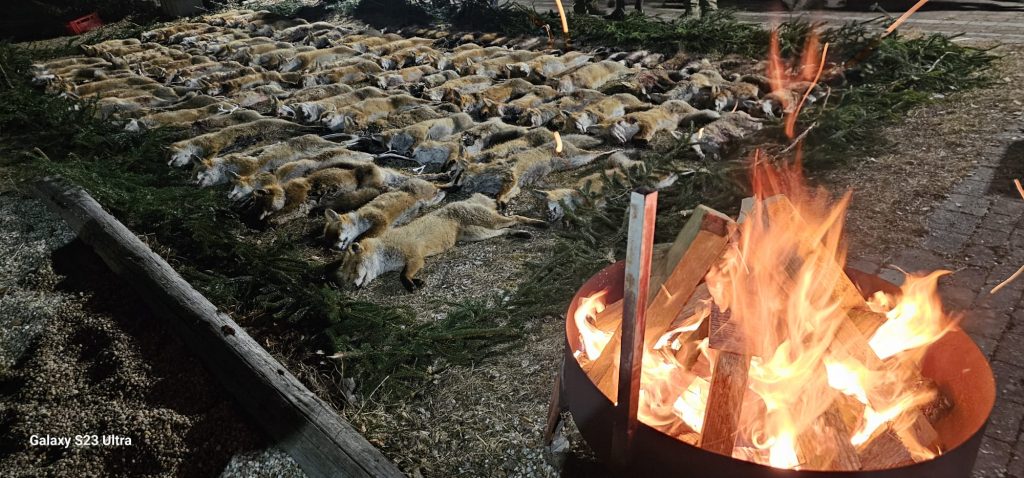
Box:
251;184;285;220
323;209;359;250
476;99;502;119
168;143;203;168
533;189;576;222
321;112;354;132
337;240;381;288
228;171;273;202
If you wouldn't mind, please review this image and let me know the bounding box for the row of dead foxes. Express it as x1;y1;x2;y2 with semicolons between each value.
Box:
30;10;819;291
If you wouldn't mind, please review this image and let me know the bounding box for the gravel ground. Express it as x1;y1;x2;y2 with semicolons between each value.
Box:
0;188;304;477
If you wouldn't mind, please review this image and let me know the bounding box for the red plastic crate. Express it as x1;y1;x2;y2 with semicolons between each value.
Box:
66;12;103;35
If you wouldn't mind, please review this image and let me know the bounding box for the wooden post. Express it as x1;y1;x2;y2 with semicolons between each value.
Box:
610;189;658;469
31;177;404;478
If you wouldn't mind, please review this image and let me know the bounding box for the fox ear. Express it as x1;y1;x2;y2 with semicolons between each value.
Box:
349;242;362;254
254;188;269;196
227;171;241;180
324;208;340;221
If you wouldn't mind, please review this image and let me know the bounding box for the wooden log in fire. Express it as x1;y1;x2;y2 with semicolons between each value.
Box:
699;305;750;456
583;206;735;401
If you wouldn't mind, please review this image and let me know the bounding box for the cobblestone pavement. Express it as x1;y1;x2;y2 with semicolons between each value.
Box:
522;0;1024;43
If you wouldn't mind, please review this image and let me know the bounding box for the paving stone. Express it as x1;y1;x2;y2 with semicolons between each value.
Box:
990;196;1024;218
924;231;971;256
973;225;1015;247
962;307;1012;340
955;178;995;197
986;399;1024;444
963;244;1000;268
974;436;1012;478
1008;436;1024;478
983;214;1021;233
992;361;1024;405
929;209;983;237
995;329;1024;368
945;194;993;217
888;247;949;274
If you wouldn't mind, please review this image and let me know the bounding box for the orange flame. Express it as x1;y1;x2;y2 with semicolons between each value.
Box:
574;291;611;361
766;30;830;140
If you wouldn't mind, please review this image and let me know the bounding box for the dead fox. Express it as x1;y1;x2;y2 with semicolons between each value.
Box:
520;88;605;128
206;71;302;95
690;111;764;159
320;94;429;132
225;147;374;199
196;134;340;187
252;46;317;69
285;86;386;123
334;193;546;291
125;101;235;132
375;64;438;89
456;78;538;114
379;113;475;154
274;83;354;118
570;93;651;133
606;100;721;144
168;118;309;167
489;87;558;121
440;45;508;73
451;137;615;208
73;76;157;96
191;108;265;133
380;45;442;70
411;118;526;165
323;181;446;250
304;59;385;87
536;152;677;221
423;74;492;102
504;51;592;81
280;45;360;72
557;61;634;94
252;164;384;222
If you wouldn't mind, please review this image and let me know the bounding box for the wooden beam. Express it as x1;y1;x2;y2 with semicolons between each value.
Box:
31;177;404;478
858;428;915;469
610;189;658;468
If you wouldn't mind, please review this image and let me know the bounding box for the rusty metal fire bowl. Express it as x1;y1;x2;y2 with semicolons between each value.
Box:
561;261;995;477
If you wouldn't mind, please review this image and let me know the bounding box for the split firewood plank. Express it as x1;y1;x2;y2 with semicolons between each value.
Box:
31;177;404;478
590;243;674;331
858;428;915;469
796;395;862;471
583;206;734;401
699;350;750;455
698;306;750;457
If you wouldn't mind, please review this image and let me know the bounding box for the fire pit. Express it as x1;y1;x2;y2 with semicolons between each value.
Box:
548;163;995;477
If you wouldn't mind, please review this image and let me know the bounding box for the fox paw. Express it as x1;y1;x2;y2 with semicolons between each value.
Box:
510;230;533;240
401;276;425;292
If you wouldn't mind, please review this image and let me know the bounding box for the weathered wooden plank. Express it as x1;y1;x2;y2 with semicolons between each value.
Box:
610;189;658;468
31;177;404;478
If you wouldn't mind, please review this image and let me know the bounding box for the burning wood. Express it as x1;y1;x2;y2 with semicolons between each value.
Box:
570;160;960;471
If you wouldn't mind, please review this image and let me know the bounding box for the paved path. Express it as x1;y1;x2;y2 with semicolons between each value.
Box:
520;0;1024;43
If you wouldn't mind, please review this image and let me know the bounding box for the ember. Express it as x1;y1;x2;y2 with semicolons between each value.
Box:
565;156;979;472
